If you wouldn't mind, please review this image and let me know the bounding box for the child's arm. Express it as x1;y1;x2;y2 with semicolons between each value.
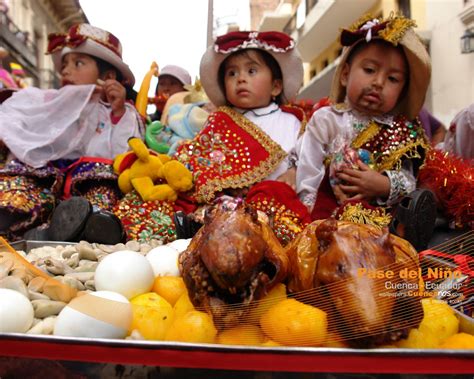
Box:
276;167;296;190
101;79;126;118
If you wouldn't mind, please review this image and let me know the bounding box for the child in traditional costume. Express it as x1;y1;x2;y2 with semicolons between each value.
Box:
175;30;311;245
0;24;144;243
296;14;435;250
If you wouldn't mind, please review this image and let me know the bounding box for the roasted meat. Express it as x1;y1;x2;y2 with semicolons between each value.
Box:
179;199;288;329
286;218;423;347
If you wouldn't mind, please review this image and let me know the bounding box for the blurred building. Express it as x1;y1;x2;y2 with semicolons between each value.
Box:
0;0;87;88
255;0;474;126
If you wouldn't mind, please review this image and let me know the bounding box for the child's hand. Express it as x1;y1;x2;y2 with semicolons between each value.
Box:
99;79;126;118
276;167;296;191
336;160;390;201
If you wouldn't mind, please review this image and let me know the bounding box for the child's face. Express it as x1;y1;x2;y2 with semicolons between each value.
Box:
340;43;407;116
60;53;100;86
223;51;282;109
157;75;185;97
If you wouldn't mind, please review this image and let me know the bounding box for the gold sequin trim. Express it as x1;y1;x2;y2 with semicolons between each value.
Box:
195;107;287;203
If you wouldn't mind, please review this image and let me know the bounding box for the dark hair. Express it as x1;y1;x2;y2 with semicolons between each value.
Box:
218;49;285;105
93;56;136;101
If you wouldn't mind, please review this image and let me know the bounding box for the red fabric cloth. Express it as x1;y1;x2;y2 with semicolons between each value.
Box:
310;171;338;220
176;108;286;203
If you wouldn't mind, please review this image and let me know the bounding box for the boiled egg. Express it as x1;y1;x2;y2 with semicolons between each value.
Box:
0;288;34;333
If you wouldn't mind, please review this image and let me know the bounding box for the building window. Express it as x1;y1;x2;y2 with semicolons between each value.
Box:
322;59;329;69
310;68;317;78
397;0;411;18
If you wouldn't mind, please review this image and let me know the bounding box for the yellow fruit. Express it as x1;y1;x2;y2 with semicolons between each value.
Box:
397;328;440;349
398;299;459;348
173;292;195;319
418;299;459;340
260;298;327;346
129;292;173;340
165;310;217;344
439;333;474;349
247;283;287;325
322;332;349;348
217;324;265;346
261;339;282;347
152;276;187;306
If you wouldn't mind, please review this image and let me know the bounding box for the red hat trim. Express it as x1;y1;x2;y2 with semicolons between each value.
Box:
47;24;122;58
215;31;295;54
176;107;287;203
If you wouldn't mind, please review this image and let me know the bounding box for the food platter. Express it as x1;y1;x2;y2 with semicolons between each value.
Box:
0;238;473;375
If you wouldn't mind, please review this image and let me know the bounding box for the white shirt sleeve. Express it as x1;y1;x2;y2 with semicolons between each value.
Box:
296;107;342;209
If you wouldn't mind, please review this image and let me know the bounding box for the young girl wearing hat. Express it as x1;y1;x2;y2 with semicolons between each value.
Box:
296;14;436;250
0;24;143;243
176;31;311;245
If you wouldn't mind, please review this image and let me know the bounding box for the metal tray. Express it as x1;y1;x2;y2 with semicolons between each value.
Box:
1;240;472;373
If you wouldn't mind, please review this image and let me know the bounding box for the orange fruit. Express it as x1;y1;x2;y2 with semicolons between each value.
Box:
217;324;264;346
165;310;217;344
247;283;287;324
260;298;327;346
173;292;195;319
129;292;173;340
439;333;474;349
152;276;187;306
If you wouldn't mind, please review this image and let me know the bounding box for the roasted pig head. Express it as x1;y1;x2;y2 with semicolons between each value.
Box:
287;218;423;347
179;199;288;329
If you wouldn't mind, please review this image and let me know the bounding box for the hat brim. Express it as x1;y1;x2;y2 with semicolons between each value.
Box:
199;45;303;107
330;30;431;120
51;39;135;86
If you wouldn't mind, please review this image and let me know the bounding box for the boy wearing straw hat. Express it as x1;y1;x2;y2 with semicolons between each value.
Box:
297;14;436;250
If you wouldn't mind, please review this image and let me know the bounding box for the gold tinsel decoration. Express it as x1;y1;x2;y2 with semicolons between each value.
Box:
338;202;392;229
343;12;417;46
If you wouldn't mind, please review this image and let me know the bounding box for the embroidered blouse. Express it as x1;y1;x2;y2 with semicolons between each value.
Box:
296;104;428;210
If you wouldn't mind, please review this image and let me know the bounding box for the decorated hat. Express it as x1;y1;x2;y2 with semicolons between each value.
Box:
330;13;431;120
200;31;304;106
10;62;25;77
159;65;192;86
47;24;135;86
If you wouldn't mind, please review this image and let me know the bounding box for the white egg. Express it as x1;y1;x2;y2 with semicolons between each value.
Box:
167;238;191;253
0;288;34;333
146;245;181;277
95;250;154;299
54;291;132;339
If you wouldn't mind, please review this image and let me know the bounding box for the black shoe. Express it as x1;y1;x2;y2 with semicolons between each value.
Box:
48;197;92;242
83;211;124;245
23;225;50;241
174;211;202;239
391;189;437;251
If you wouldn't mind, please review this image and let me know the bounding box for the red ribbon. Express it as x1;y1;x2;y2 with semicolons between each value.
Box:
215;31;294;53
47;25;87;54
340;21;388;47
